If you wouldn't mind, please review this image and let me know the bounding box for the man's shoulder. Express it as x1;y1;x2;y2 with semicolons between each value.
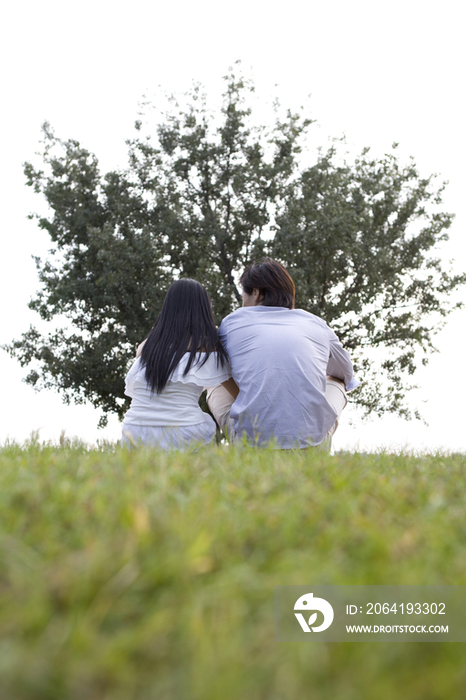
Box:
219;307;254;326
292;308;328;326
219;309;238;329
220;307;328;325
218;310;240;339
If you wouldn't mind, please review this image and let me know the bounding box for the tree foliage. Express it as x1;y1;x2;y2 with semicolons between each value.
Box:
6;70;465;426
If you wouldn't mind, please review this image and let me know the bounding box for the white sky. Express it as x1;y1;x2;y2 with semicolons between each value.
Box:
1;0;465;452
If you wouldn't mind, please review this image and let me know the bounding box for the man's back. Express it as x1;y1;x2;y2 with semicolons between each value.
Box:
219;306;355;448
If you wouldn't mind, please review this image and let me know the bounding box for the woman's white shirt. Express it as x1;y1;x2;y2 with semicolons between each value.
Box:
123;352;231;427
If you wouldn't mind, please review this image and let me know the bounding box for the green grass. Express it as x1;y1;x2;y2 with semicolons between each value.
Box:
1;441;466;699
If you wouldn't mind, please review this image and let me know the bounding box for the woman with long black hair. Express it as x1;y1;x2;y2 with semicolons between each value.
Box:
121;278;234;450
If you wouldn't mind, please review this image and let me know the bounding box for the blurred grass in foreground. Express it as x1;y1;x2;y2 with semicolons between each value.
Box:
0;440;465;700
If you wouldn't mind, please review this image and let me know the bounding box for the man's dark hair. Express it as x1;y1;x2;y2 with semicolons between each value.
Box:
240;258;295;309
140;278;228;393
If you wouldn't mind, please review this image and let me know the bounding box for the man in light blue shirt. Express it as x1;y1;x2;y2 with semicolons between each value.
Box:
207;258;360;449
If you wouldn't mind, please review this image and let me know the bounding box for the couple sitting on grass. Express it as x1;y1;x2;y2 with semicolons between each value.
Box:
122;258;359;451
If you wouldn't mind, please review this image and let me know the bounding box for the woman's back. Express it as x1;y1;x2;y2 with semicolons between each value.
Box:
121;278;231;450
124;352;230;427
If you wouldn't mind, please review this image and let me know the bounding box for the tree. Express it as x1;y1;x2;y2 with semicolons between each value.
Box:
271;146;464;417
5;69;465;426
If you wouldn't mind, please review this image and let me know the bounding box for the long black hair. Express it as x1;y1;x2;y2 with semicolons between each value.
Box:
140;278;228;393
